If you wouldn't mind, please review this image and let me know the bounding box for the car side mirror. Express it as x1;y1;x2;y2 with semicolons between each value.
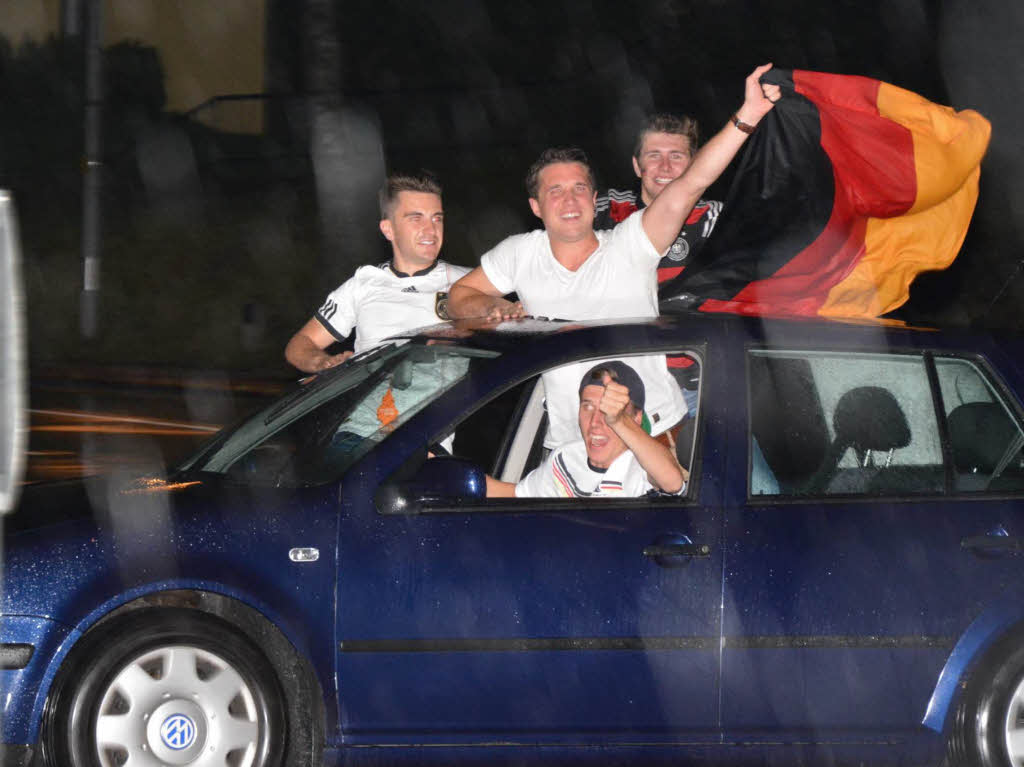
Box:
375;456;486;515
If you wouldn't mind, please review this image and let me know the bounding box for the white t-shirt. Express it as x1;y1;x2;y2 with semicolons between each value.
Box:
480;210;659;319
480;211;685;447
316;259;470;354
516;440;682;498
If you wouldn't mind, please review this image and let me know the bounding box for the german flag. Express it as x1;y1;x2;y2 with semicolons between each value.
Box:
659;69;991;318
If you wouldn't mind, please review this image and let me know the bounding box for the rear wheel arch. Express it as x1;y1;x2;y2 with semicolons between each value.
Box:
948;621;1024;767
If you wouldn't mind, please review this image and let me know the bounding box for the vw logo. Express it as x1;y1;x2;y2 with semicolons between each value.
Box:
159;713;197;751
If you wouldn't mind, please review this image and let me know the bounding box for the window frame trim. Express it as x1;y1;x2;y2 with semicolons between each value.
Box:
382;345;707;515
743;344;1024;504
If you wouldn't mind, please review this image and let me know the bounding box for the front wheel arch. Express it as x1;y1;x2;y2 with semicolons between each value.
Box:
38;604;323;767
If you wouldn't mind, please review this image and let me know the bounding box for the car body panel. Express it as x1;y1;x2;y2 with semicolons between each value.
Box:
335;501;723;738
3;313;1024;765
923;581;1024;731
0;616;73;746
720;498;1018;731
329;328;725;741
2;477;341;744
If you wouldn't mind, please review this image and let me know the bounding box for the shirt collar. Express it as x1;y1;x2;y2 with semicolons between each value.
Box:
634;181;649;211
389;259;439;278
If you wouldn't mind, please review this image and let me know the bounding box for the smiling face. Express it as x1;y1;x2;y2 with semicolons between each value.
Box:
632;131;693;206
379;191;444;273
578;384;640;469
528;162;597;244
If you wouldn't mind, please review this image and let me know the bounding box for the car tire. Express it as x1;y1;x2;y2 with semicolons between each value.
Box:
949;640;1024;767
39;608;291;767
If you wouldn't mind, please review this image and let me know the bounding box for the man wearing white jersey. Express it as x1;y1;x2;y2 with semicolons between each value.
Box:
486;361;687;498
449;65;780;447
285;172;469;373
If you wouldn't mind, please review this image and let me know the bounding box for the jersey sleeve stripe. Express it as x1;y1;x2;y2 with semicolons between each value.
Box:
314;312;349;342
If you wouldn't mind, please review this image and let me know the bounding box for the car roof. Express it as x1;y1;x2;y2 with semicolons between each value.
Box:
389;311;944;351
386;311;1024;376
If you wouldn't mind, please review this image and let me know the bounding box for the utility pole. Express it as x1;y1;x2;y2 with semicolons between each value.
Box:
62;0;83;36
80;0;103;338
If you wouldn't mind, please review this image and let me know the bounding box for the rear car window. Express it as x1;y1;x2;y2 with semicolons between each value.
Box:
747;350;1024;498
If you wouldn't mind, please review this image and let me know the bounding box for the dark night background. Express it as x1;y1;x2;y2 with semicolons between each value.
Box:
2;0;1022;377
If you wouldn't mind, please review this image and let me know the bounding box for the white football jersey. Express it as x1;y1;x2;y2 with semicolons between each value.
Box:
316;259;470;353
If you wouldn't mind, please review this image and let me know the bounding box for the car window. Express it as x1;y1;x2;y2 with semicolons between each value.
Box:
748;350;1024;498
452;377;537;476
936;357;1024;492
196;342;495;486
749;350;943;497
450;350;701;501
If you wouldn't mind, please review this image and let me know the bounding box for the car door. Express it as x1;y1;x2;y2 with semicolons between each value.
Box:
720;343;1024;743
333;347;726;745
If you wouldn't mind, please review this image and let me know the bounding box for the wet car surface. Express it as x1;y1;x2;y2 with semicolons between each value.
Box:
4;312;1024;766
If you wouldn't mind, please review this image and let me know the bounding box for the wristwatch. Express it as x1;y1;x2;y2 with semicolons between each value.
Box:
435;292;451;320
730;113;756;135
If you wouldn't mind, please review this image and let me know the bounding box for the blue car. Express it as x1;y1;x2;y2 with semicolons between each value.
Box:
4;313;1024;767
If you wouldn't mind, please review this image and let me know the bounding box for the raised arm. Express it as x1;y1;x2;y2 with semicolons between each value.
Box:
642;63;781;254
448;267;525;321
284;318;353;373
600;376;687;493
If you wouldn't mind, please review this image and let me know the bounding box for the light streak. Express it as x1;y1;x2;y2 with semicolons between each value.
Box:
29;409;219;432
121;478;203;494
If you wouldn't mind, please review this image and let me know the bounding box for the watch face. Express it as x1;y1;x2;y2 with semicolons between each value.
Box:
435;292;450;320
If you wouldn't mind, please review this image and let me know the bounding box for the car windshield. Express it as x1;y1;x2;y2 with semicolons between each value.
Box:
191;341;497;486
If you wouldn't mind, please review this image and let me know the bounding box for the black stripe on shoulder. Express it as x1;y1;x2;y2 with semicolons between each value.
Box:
314;312;348;342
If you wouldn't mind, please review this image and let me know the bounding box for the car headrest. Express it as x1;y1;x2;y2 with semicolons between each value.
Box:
948;401;1018;473
833;386;911;452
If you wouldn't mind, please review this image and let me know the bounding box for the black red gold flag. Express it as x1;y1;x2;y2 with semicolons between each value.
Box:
659;69;991;318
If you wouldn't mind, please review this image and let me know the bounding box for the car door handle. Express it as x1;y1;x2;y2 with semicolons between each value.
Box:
643;543;711;558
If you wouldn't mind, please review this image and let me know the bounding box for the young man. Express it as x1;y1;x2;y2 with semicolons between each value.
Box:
594;113;722;283
284;172;469;374
449;65;780;446
486;361;686;498
595;113;720;414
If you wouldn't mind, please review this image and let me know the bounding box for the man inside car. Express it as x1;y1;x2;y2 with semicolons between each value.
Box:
284;171;469;374
486;361;687;498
